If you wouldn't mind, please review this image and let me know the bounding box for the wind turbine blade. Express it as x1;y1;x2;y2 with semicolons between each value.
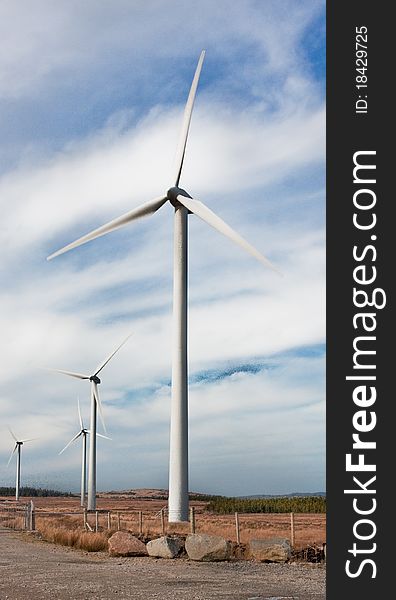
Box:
177;194;281;275
20;438;38;443
47;196;167;260
96;432;112;441
7;444;17;467
59;432;82;455
77;396;83;430
94;333;133;376
43;367;90;380
173;50;205;186
7;426;18;442
92;382;107;434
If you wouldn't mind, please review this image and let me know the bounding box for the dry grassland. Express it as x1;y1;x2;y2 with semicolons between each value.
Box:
1;491;326;550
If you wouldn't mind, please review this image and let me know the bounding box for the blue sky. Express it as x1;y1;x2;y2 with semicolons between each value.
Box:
0;0;325;496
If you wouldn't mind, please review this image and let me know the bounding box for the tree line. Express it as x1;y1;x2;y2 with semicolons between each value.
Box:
205;495;326;514
0;487;74;497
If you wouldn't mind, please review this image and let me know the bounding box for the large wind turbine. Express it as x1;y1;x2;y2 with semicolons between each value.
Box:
48;334;132;510
47;51;279;522
59;397;110;506
7;428;36;502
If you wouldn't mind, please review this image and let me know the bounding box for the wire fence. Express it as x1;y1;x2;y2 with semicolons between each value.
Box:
0;498;326;550
30;506;325;549
0;500;34;531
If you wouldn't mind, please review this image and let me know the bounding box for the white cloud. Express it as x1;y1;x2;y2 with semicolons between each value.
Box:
0;1;323;100
0;352;324;495
0;101;324;263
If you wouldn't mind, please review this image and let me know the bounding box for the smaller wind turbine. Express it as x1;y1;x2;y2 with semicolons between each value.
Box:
7;428;36;502
47;333;132;510
59;397;110;506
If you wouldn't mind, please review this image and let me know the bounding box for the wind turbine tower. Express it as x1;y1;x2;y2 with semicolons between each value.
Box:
7;428;35;502
47;52;279;521
59;397;110;506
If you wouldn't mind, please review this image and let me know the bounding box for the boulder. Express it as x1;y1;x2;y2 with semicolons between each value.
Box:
185;534;231;561
249;538;291;562
146;536;184;559
108;532;148;557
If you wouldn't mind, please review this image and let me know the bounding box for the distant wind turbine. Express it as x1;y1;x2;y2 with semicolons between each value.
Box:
47;333;132;510
59;397;111;506
47;51;279;522
7;428;36;502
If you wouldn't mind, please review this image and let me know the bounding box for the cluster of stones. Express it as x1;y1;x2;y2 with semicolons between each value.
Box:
108;531;291;562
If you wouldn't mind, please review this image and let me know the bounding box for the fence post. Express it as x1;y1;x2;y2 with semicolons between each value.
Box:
117;512;121;531
83;508;87;531
107;512;111;530
190;506;196;534
290;512;295;548
95;511;99;532
30;500;35;531
138;511;143;535
235;512;240;544
160;508;165;535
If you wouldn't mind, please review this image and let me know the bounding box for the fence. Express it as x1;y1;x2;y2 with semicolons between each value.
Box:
0;500;35;531
32;507;325;549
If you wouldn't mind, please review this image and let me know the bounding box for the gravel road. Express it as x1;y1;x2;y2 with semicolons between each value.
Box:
0;529;325;600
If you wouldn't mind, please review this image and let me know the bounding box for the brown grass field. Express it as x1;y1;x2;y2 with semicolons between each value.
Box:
0;490;326;550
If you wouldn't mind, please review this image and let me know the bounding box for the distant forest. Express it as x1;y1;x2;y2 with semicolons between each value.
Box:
0;487;74;497
206;495;326;514
0;488;326;512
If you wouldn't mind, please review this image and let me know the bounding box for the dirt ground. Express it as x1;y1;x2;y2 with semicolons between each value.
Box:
0;529;325;600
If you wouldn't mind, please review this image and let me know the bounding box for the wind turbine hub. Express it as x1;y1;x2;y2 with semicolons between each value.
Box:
167;186;192;207
90;375;101;384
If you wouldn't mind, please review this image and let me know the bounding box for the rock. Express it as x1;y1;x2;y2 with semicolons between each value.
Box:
249;538;291;562
108;532;148;557
146;536;184;559
185;534;232;561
